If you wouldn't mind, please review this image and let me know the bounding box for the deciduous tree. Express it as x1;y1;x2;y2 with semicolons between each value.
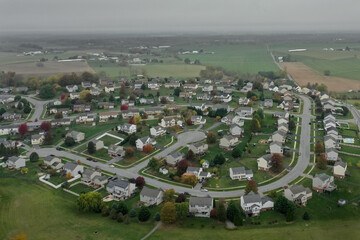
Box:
206;132;217;144
181;174;198;187
271;153;284;173
18;123;28;137
175;202;189;219
245;179;258;194
161;202;177;224
135;176;145;188
76;192;104;213
138;205;151;222
177;159;189;175
88;141;96;154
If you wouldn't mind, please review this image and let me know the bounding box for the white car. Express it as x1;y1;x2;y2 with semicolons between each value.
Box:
201;188;208;192
110;165;115;168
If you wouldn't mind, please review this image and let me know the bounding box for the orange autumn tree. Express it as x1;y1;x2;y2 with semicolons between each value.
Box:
143;144;153;153
66;172;72;179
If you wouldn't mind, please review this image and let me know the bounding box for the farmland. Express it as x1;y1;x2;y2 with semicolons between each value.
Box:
175;43;278;74
280;62;360;92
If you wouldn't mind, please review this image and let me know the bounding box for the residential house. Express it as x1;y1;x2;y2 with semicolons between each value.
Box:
66;131;85;142
0;124;19;135
159;117;177;128
66;85;78;93
44;155;63;169
325;148;338;161
106;179;136;200
0;95;15;104
189;196;213;218
82;168;102;185
105;85;115;93
136;136;156;151
191;115;206;125
140;187;164;206
183;84;198;90
150;126;166;137
202;85;213;92
76;113;96;124
98;102;114;109
273;112;289;119
236;107;253;117
139;98;155;105
333;161;347;179
179;91;193;99
324;135;338;149
90;88;101;96
159;166;168;175
6;156;26;169
31;134;44;145
257;154;272;171
284;185;312;206
144;107;163;117
90;140;104;150
164;82;180;88
165;152;185;166
63;162;84;177
99;112;118;122
2;113;22;121
196;93;212;101
270;141;283;155
51;118;71;127
263;99;273;108
202;160;210;169
158;96;174;102
230;124;243;137
81;81;93;88
147;82;160;90
272;130;287;143
219;135;239;149
214;93;232;103
238;97;250;106
312;174;337;193
108;144;125;157
121;109;140;118
189;142;208;155
229;167;253;180
192;103;206;111
117;123;136;135
277;117;288;125
240;191;274;216
69;92;80;99
199;171;212;181
186;166;202;178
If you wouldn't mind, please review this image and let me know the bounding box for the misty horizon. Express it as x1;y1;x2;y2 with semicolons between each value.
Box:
1;0;359;35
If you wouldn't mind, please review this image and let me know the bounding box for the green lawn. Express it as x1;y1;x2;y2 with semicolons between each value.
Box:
86;148;112;161
341;145;360;155
0;178;155;240
98;134;122;147
69;183;97;195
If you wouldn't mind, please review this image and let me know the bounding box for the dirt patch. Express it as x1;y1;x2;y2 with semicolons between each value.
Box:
0;60;95;77
280;62;360;92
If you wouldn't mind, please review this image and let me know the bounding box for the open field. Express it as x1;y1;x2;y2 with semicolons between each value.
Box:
280;62;360;92
0;60;95;76
89;62;205;79
176;43;278;73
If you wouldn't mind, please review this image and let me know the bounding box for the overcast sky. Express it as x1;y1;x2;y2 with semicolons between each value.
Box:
1;0;359;34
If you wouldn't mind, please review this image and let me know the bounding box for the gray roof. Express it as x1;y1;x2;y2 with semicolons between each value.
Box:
83;168;100;178
191;142;206;148
314;173;331;182
140;187;162;198
63;162;78;171
187;166;201;172
199;171;209;177
168;151;185;159
189;196;213;207
335;161;347;168
273;130;287;137
242;191;261;204
259;154;272;163
107;179;130;189
8;156;21;163
288;185;307;195
44;155;59;163
270;141;282;147
231;166;245;175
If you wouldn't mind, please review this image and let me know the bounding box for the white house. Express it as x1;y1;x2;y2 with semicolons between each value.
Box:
140;187;164;206
240;191;274;216
325;148;338;161
230;124;243;137
117;123;137;135
108;144;125;157
150;126;166;138
229;167;253;180
66;131;85;142
136;136;156;151
272;130;287;143
189;196;213;218
63;162;84;177
270;141;283;155
66;85;78;93
31;134;45;145
106;179;136;200
90;139;104;150
189;142;208;155
191;115;206;125
44;155;63;169
236;107;253;117
6;156;26;169
165;152;185;166
186;166;203;178
219;135;239;149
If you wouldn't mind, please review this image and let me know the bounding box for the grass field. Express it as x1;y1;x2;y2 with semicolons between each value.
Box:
176;43;278;74
89;61;205;79
0;178;155;240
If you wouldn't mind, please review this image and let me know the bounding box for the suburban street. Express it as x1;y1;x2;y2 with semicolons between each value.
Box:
27;95;313;198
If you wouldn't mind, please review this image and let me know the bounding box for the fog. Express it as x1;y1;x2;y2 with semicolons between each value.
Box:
1;0;359;34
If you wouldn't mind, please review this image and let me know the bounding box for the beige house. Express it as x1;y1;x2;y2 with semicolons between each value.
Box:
99;112;118;122
66;131;85;142
189;142;208;155
108;144;125;157
31;134;45;145
333;161;347;178
284;185;312;206
150;126;166;137
90;140;104;150
257;154;272;171
44;155;63;169
270;141;283;155
219;135;239;149
272;130;287;144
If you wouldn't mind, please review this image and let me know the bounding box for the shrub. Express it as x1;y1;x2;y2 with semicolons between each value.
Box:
129;209;137;218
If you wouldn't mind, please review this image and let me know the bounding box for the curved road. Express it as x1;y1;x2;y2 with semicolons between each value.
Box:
27;95;312;198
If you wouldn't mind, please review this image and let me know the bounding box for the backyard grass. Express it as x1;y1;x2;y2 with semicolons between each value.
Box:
0;178;156;240
340;145;360;155
98;134;122;147
69;182;97;195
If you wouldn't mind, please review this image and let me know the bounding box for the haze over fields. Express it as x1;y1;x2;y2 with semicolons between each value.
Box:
0;0;359;33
